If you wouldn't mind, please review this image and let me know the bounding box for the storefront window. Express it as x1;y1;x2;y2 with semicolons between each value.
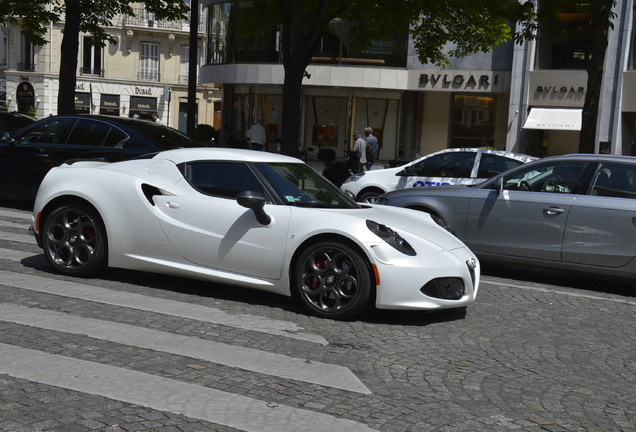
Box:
535;2;594;69
450;95;496;148
206;2;407;67
310;19;408;68
207;1;280;64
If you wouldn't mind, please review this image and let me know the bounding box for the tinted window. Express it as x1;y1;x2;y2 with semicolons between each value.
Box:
590;163;636;199
66;119;128;147
17;118;75;144
0;113;34;131
409;152;476;178
185;161;265;199
477;154;525;178
128;122;194;149
503;161;589;194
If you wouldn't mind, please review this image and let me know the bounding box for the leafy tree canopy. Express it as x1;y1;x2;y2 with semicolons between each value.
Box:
0;0;189;47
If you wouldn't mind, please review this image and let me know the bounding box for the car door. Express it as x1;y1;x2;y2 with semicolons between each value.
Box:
0;116;76;197
563;162;636;267
153;161;292;280
465;160;589;261
401;150;477;187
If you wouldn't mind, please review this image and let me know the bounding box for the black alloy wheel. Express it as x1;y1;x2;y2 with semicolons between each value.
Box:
293;240;372;319
42;203;107;277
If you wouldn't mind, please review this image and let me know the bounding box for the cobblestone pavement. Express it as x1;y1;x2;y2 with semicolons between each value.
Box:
1;204;636;431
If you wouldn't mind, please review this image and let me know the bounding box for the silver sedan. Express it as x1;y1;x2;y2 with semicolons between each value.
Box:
376;153;636;278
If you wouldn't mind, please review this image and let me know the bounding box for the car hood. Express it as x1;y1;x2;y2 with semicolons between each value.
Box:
289;203;470;252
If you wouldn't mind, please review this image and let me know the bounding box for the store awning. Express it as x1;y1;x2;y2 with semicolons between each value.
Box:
523;108;582;131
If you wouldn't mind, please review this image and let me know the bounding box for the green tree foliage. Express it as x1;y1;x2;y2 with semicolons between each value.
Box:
0;0;189;114
239;0;533;157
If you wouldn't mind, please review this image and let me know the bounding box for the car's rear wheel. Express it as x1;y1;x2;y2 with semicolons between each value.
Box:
293;241;372;319
358;188;384;203
42;203;107;277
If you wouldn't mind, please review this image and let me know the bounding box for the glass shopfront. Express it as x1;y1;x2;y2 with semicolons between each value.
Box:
205;2;407;68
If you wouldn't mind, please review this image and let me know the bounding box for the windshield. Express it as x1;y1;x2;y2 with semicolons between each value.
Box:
256;162;360;209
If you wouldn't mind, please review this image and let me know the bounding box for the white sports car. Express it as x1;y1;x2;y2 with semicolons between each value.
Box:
30;148;479;319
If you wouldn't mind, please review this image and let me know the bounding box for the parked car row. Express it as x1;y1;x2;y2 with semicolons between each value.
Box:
6;113;636;319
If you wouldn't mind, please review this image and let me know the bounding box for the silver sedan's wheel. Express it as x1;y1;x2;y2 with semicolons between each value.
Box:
293;241;372;319
42;204;107;277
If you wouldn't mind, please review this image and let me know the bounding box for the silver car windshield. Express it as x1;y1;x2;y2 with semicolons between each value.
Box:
256;162;360;209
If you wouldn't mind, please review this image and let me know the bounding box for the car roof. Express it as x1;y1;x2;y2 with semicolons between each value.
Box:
425;147;538;162
153;147;305;165
537;153;636;163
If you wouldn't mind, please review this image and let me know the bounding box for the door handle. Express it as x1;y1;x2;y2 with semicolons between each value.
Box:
166;201;181;209
544;206;564;216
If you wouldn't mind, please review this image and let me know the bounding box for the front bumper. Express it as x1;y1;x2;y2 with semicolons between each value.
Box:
371;243;480;310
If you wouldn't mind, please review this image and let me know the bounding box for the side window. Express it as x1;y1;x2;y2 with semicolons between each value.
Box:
103;126;128;148
17;118;75;144
67;119;121;146
185;161;265;199
503;161;588;194
591;163;636;199
477;155;525;178
410;152;476;177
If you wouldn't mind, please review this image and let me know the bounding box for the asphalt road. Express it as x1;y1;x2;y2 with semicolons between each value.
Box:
1;202;635;432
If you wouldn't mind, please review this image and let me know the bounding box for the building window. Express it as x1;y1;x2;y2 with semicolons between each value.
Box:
535;2;594;69
139;42;160;81
206;2;407;67
19;34;35;71
81;37;104;76
179;45;200;84
451;95;496;148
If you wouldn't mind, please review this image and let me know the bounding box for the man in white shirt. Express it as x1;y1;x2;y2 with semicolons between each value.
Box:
246;118;266;151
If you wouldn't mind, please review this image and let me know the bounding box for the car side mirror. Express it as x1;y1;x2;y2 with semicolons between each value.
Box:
237;191;271;225
1;132;13;144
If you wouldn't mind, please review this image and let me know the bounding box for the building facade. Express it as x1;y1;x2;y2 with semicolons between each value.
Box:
0;2;221;133
199;0;636;162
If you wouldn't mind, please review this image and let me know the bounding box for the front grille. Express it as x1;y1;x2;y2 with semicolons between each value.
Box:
421;278;465;300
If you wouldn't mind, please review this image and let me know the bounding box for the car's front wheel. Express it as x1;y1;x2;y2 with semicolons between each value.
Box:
358;188;384;203
292;240;373;319
42;203;107;277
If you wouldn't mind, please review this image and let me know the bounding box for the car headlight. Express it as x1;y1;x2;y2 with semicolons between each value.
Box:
366;220;416;256
342;173;364;184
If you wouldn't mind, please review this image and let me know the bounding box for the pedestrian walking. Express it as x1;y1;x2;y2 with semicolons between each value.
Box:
364;127;378;170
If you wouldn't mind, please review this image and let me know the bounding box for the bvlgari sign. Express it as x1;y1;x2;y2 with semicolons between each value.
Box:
529;71;587;107
418;71;492;91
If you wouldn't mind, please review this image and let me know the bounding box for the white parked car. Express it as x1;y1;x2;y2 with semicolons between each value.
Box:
30;148;479;319
341;148;538;202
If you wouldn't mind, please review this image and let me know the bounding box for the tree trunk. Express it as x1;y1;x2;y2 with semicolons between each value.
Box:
58;0;81;115
579;0;614;154
280;61;305;158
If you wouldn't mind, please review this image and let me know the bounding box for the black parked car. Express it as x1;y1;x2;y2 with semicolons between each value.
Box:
0;114;198;200
0;110;36;136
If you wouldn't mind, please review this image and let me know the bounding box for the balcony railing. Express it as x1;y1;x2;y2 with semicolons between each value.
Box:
125;9;204;33
17;62;35;71
138;71;160;82
80;67;105;77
